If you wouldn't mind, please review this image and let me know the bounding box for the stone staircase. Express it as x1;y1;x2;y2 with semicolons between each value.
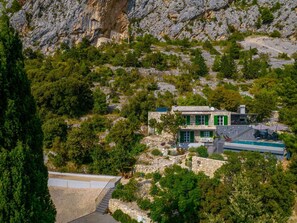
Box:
96;188;115;214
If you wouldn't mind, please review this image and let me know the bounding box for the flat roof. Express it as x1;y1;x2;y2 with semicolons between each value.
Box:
172;106;215;112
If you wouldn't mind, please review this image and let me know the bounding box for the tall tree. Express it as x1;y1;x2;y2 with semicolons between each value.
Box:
0;15;56;222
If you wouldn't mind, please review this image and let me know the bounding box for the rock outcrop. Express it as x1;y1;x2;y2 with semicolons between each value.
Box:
8;0;297;52
128;0;297;41
10;0;128;52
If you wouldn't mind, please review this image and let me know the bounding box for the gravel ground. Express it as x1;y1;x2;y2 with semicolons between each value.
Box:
49;187;104;223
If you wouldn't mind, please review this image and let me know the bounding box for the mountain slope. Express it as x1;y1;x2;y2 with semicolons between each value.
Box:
9;0;297;52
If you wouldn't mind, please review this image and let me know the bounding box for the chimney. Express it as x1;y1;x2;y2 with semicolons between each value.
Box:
239;105;246;114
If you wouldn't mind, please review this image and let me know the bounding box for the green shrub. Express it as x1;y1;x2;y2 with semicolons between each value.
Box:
270;30;281;38
152;172;162;182
278;53;290;60
112;180;138;202
151;149;162;156
137;198;151;211
209;153;225;161
196;146;209;158
261;7;274;24
112;210;138;223
189;146;209;157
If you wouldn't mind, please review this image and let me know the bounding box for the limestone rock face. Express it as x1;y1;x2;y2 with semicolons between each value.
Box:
11;0;128;53
8;0;297;52
128;0;297;41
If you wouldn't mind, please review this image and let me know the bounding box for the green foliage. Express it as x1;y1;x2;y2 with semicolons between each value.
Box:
151;149;162;156
112;179;138;202
121;90;156;124
130;143;147;156
260;7;274;24
249;89;277;121
137;198;151;211
212;55;221;72
42;117;68;149
209;153;225;161
241;50;269;79
208;86;242;111
142;51;168;70
107;119;139;149
202;40;220;55
190;49;208;78
218;54;237;79
189;146;209;158
33;77;94;118
150;165;207;223
159;112;185;143
196;146;209;158
270;30;281;38
228;41;241;60
112;210;138;223
93;88;108;114
66;125;96;165
7;0;22;13
177;93;208;106
0;15;56;222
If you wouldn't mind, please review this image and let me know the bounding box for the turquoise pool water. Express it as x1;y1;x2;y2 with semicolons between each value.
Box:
232;140;285;148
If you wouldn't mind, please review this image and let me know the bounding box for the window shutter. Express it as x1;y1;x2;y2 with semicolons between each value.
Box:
210;131;213;137
195;115;199;125
190;131;195;143
205;115;209;125
224;116;228;125
214;116;218;125
180;131;185;143
200;131;204;137
186;115;191;125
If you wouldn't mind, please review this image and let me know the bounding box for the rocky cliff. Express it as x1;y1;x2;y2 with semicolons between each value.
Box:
9;0;297;52
10;0;129;52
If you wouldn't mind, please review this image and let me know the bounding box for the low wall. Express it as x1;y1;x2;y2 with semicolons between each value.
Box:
48;172;121;189
109;199;152;223
191;157;225;177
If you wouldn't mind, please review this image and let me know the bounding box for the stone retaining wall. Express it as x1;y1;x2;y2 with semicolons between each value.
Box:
192;157;225;177
109;199;152;223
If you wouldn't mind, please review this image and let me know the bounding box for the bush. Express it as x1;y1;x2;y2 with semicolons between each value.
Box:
261;7;274;24
137;198;151;211
209;153;225;161
151;149;162;156
270;30;281;38
152;172;162;182
112;210;138;223
191;146;209;158
112;180;138;202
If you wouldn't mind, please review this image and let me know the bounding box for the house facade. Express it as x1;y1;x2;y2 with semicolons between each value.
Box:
148;106;232;148
172;106;231;147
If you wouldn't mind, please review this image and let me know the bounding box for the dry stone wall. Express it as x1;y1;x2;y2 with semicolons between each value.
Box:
109;199;152;223
192;156;225;177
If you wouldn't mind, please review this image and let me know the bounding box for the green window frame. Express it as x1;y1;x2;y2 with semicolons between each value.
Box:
200;131;214;138
195;115;209;125
180;131;194;143
214;115;228;126
184;115;191;125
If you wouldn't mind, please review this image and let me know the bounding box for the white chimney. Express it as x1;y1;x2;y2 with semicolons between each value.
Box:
239;105;246;114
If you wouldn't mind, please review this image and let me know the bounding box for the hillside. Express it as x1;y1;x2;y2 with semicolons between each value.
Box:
6;0;297;52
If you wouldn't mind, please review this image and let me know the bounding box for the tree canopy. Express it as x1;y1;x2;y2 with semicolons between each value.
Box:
0;15;56;222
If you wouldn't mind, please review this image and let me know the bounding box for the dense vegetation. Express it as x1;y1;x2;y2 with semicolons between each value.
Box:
23;31;297;176
21;24;297;222
0;15;56;222
114;152;295;223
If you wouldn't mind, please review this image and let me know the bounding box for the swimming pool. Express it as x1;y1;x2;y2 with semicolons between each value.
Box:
232;140;285;148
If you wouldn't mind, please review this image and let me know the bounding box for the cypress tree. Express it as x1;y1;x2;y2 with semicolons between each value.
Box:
0;15;56;222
